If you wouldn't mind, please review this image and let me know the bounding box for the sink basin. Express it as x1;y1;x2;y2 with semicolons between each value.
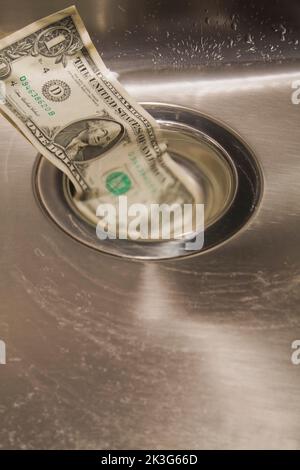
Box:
1;0;300;449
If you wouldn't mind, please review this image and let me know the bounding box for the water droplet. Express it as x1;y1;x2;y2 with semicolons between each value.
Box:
279;24;286;42
245;33;254;44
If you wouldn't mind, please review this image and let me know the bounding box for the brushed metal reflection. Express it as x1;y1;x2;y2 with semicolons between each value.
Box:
0;0;300;450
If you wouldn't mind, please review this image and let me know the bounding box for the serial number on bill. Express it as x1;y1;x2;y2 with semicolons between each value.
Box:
100;454;198;466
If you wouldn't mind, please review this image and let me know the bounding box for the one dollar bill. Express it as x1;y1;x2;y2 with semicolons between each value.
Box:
0;6;201;234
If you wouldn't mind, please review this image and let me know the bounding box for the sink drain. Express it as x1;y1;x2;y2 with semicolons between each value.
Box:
33;103;262;260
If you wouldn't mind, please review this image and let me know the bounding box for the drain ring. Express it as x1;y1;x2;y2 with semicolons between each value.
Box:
33;102;263;260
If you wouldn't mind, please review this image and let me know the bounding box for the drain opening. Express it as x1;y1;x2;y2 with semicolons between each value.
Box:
34;103;262;260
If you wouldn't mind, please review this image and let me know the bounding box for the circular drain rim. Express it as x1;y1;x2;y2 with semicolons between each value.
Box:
33;102;263;260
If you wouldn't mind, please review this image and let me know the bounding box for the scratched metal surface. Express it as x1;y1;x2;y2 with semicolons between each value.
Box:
1;0;300;449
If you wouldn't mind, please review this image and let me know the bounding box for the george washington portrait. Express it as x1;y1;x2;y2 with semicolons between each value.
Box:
54;118;124;162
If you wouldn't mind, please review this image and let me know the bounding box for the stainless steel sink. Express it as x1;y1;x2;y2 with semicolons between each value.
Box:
1;0;300;449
